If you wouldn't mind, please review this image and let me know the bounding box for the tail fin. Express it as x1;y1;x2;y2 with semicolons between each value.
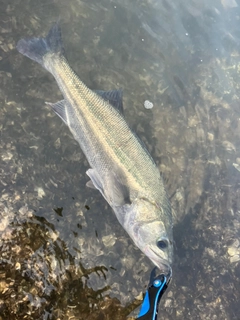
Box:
16;23;64;67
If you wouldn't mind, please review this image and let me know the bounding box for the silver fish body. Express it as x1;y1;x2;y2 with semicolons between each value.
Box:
17;24;173;275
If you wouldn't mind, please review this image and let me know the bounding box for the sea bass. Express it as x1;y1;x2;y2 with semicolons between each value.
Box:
17;24;173;275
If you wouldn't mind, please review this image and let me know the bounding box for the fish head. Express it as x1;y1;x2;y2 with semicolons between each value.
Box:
139;220;173;276
127;199;173;276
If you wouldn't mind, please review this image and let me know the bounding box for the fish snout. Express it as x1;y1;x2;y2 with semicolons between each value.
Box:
147;247;172;277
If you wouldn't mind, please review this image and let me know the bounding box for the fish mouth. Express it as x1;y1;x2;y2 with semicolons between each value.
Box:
147;247;172;277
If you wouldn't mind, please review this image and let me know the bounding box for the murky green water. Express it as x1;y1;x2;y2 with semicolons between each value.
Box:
0;0;240;319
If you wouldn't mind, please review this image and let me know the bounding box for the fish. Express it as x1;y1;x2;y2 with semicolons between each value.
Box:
17;23;173;276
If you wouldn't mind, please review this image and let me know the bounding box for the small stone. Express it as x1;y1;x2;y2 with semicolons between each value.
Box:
144;100;153;109
228;246;239;257
222;141;236;152
230;255;240;263
207;132;214;141
102;235;116;247
135;292;143;300
15;262;21;270
19;205;28;215
36;187;45;199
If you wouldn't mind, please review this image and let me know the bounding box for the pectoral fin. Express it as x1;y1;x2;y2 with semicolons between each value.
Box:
46;100;68;124
106;172;131;206
86;168;131;207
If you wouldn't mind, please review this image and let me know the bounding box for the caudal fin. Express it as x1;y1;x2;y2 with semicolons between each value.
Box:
16;23;64;67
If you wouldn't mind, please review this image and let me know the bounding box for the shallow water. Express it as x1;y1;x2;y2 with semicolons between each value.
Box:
0;0;240;319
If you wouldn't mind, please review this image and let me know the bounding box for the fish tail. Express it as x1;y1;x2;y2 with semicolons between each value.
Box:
16;23;64;67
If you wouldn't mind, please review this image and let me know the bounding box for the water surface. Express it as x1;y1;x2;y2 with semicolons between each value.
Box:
0;0;240;319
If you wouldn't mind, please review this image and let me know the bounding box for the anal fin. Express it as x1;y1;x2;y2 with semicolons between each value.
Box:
86;168;107;201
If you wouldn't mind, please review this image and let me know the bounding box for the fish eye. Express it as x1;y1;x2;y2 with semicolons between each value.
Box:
156;239;168;250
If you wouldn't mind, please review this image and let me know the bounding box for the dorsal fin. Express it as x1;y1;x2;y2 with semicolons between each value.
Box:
95;89;124;115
